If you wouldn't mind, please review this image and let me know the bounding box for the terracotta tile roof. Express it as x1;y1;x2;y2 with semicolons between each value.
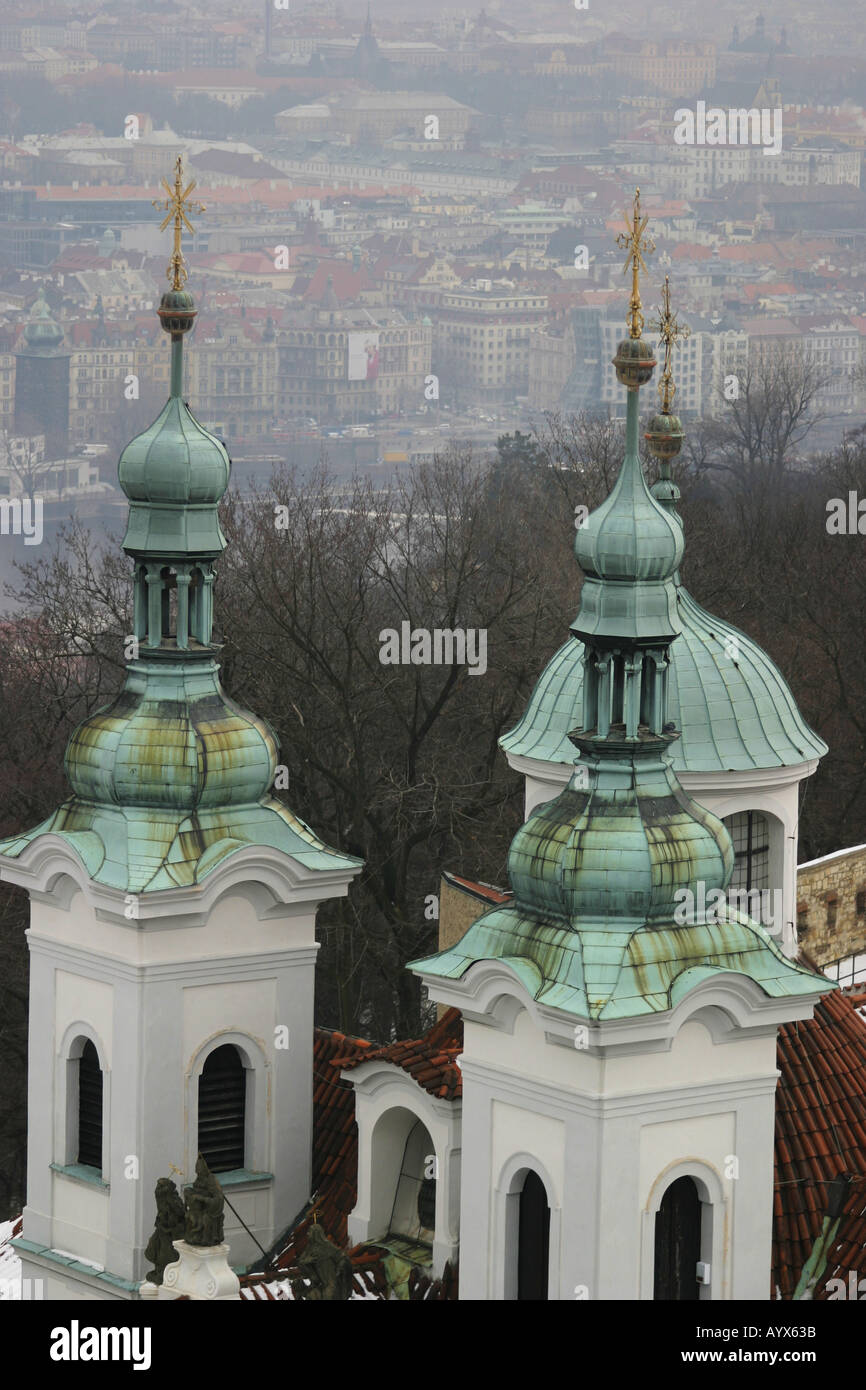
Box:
774;989;866;1298
443;870;512;906
337;1007;463;1100
302;262;373;304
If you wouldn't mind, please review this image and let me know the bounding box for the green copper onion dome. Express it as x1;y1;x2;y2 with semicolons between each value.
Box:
0;161;360;894
411;202;826;1019
574;418;683;585
65;660;278;812
23;286;64;351
507;733;732;925
502;436;826;774
118;288;229;556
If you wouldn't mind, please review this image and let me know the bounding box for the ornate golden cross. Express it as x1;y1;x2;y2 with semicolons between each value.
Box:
616;187;655;339
152;155;205;290
649;274;690;412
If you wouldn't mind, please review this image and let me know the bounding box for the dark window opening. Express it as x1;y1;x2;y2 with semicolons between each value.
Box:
517;1170;550;1301
417;1176;436;1229
654;1176;701;1301
77;1039;103;1171
198;1044;246;1173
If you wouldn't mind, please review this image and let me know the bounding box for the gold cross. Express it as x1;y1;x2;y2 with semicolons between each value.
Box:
616;187;655;339
649;275;690;412
152;155;205;290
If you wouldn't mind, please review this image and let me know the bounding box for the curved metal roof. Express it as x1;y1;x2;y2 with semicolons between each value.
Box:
501;582;827;774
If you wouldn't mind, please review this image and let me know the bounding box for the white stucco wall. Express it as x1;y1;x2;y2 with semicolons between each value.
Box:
455;999;783;1301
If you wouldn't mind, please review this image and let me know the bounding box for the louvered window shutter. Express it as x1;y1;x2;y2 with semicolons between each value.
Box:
77;1039;103;1170
198;1044;246;1173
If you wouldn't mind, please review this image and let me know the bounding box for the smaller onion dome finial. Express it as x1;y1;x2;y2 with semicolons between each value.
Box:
612;188;657;388
645;276;689;465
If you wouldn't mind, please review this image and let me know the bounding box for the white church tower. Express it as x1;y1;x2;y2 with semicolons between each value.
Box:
0;162;361;1299
411;197;831;1301
500;321;826;962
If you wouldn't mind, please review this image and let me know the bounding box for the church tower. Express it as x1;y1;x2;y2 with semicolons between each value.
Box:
14;286;71;461
501;295;825;957
411;194;832;1301
1;161;362;1299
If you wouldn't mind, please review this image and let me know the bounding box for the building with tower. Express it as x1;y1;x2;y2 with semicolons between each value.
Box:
3;186;866;1305
14;287;71;461
0;160;361;1298
503;279;826;957
408;195;832;1300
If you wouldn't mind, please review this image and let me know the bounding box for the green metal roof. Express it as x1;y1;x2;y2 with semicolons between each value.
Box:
501;583;827;774
22;286;64;351
415;296;831;1020
574;415;683;586
0;273;362;898
118;392;229;557
506;742;733;924
410;906;829;1021
0;795;358;896
64;657;277;811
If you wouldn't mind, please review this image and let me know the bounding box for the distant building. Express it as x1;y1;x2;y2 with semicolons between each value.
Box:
14;288;70;460
433;283;549;404
277;299;431;424
602;36;716;96
276;92;478;146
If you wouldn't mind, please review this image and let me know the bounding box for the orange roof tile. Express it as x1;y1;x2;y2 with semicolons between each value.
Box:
337;1007;463;1100
774;990;866;1298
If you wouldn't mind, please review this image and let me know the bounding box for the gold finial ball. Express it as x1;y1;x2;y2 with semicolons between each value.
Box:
612;337;656;388
157;287;197;336
645;410;684;462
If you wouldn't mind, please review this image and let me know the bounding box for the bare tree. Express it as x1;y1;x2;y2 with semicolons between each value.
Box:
695;342;830;502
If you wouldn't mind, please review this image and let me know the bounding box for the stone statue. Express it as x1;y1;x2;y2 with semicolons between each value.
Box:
291;1223;354;1301
144;1178;185;1284
184;1154;225;1247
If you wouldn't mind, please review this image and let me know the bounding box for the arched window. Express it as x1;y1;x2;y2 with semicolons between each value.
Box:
654;1176;701;1300
517;1170;549;1301
388;1117;436;1245
77;1039;103;1171
723;811;769;893
198;1044;246;1173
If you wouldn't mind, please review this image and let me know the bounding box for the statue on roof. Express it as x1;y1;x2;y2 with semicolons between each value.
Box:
291;1223;354;1300
144;1177;185;1284
184;1154;225;1247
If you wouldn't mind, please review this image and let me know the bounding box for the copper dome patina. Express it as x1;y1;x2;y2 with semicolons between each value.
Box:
412;198;829;1021
0;158;360;895
22;287;64;352
65;660;278;813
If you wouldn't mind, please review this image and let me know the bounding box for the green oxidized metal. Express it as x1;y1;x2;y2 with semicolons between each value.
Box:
412;335;827;1019
501;405;826;775
612;336;655;388
573;392;683;648
644;409;684;463
22;286;64;352
0;286;359;893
